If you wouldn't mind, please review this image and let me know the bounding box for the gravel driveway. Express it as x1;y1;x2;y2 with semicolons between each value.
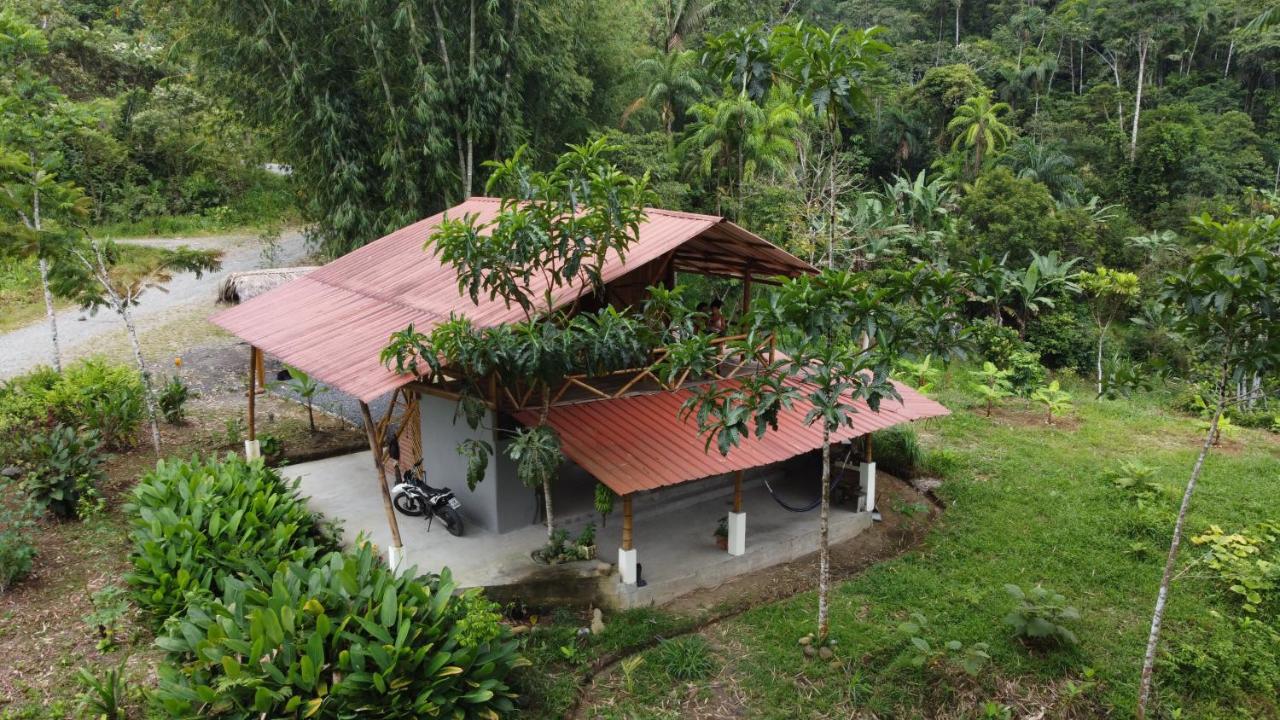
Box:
0;230;309;379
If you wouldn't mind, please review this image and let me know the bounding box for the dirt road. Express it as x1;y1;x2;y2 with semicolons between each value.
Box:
0;230;309;380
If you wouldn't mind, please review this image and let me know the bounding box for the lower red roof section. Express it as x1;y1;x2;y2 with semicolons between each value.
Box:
515;380;948;495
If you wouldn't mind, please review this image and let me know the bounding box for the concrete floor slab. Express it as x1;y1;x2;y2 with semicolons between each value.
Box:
286;451;875;607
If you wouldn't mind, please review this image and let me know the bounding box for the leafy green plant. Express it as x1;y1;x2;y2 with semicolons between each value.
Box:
897;354;940;393
222;416;245;446
620;655;645;693
0;503;36;593
969;361;1013;417
18;424;105;520
274;365;325;433
1189;522;1280;614
152;541;526;718
258;433;283;463
1031;380;1073;424
157;374;192;424
594;482;616;527
576;522;596;549
1003;584;1080;646
48;359;145;449
896;612;991;676
872;426;923;478
1105;461;1163;504
124;455;336;623
83;585;130;653
653;635;715;681
77;661;129;720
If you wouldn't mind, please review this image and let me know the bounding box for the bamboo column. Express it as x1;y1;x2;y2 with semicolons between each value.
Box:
255;350;266;393
621;494;633;551
247;346;257;441
360;400;405;571
733;470;743;513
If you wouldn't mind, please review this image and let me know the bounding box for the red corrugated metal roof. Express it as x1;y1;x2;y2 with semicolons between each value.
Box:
515;380;949;495
210;198;814;401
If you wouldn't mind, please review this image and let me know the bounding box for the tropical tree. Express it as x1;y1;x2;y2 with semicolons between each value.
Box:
969;361;1013;416
1001;138;1084;202
1080;266;1141;395
946;92;1014;180
383;139;655;540
701;22;776;102
1135;214;1280;720
1008;251;1082;335
623;50;704;135
658;0;719;51
0;11;91;372
59;239;222;454
669;269;902;642
773;21;890;267
679;90;804;218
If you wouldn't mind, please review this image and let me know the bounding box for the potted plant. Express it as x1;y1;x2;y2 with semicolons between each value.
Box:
714;516;728;551
576;522;597;560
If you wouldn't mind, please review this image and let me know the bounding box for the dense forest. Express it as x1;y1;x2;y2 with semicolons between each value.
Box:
2;1;1279;718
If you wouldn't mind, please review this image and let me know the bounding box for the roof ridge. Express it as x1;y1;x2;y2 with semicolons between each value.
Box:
465;196;721;223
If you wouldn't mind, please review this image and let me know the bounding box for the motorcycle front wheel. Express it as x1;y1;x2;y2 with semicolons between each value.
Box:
436;506;464;537
393;492;425;517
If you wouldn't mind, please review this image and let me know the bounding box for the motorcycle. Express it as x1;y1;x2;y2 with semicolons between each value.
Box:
386;432;465;537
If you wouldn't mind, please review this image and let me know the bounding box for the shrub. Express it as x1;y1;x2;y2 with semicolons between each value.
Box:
0;360;144;450
1003;584;1080;646
1030;380;1073;424
0;503;37;593
968;362;1013;417
157;375;192;424
872;426;923;478
969;319;1022;365
125;455;337;623
896;612;991;676
652;635;715;681
1005;349;1047;396
152;542;526;719
18;424;106;520
1190;522;1280;615
1024;310;1092;371
48;359;145;449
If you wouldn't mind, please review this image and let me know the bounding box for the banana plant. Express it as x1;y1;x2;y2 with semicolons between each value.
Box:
1031;379;1073;424
969;361;1013;417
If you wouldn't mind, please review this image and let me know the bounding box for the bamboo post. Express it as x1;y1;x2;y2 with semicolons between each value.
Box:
622;494;633;550
865;433;873;462
244;346;260;459
361;400;405;571
733;470;743;513
740;266;752;316
255;349;266;393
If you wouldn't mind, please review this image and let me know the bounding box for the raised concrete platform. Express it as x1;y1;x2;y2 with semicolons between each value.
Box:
286;451;874;608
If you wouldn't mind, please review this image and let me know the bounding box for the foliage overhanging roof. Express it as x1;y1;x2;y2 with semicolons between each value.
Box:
211;197;815;401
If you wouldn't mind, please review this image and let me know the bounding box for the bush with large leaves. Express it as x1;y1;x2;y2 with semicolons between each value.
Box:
17;423;105;520
152;542;525;719
125;455;336;623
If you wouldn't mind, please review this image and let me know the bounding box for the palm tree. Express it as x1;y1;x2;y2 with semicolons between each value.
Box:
622;50;704;135
679;89;803;217
1002;137;1084;201
947;92;1013;179
660;0;718;51
876;106;927;173
1020;55;1057;118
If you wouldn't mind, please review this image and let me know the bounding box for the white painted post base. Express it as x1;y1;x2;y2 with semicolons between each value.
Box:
244;439;261;460
387;545;405;573
859;461;877;513
618;548;638;585
727;511;746;556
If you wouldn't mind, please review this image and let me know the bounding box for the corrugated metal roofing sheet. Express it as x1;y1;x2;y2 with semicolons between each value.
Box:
210;197;814;401
515;380;950;495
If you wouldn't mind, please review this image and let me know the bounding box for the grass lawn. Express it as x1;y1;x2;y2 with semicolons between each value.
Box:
576;373;1280;719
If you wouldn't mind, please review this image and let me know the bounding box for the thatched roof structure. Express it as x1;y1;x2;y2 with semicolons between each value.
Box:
217;267;319;305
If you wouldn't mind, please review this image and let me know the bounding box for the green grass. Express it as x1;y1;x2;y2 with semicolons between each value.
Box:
585;372;1280;719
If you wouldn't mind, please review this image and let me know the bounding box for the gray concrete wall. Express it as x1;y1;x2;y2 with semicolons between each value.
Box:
419;392;538;534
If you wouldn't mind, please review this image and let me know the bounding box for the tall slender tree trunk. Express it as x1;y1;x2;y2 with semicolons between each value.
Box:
1095;320;1109;396
817;428;831;640
121;303;161;454
953;0;961;45
828;129;838;269
464;0;477;198
1135;362;1229;719
539;385;555;540
38;257;62;373
1223;21;1237;77
1130;35;1149;162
